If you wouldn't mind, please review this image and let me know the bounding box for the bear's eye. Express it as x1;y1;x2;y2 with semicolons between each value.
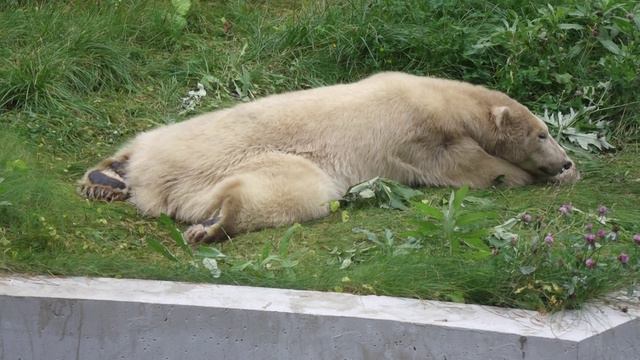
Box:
538;133;548;140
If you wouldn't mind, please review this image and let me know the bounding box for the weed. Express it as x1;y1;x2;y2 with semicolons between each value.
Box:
412;186;496;255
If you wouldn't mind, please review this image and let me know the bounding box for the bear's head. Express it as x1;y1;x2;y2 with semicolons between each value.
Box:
491;104;573;179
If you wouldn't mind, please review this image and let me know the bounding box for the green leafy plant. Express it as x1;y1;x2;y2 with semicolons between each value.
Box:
146;214;226;278
168;0;191;31
412;186;495;255
231;224;302;276
539;108;615;152
487;204;639;310
342;177;423;210
352;228;421;256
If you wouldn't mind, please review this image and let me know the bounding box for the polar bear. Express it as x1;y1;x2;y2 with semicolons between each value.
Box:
79;72;576;243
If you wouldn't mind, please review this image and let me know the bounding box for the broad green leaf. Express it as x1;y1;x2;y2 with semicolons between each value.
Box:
281;259;299;269
413;202;444;220
352;228;379;244
195;246;226;259
519;266;537;275
384;228;394;247
202;258;221;278
0;201;11;206
171;0;191;16
386;181;423;199
462;236;491;253
463;196;493;208
7;159;28;172
348;177;379;194
279;223;301;258
341;210;350;223
554;73;573;84
558;23;584;30
358;189;375;198
261;254;281;267
231;261;255;272
146;238;178;262
340;258;352;269
388;196;408;210
260;241;271;261
171;14;187;30
564;128;615;151
598;38;621;55
452;185;469;212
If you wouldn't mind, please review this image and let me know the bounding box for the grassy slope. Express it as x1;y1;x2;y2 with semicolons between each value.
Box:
1;0;639;311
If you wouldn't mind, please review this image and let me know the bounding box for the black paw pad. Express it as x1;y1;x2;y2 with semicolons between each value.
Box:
88;170;126;189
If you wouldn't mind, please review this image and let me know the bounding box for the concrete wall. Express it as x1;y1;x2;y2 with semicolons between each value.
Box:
0;276;638;360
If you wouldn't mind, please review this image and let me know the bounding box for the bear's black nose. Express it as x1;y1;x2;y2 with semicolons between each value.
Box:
563;161;573;170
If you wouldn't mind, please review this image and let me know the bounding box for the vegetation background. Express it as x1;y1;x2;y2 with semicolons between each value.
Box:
1;0;639;311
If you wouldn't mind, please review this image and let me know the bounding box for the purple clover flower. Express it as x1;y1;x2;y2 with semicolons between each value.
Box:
584;233;596;246
634;234;640;246
585;258;596;269
596;229;606;239
558;203;573;215
618;253;629;265
521;213;532;224
598;205;608;216
544;233;554;246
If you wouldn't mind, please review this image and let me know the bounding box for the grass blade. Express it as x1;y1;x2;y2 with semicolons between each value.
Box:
146;238;178;262
158;214;192;257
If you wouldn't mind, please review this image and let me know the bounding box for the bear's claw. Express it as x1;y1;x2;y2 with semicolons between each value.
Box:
79;168;129;202
79;184;129;202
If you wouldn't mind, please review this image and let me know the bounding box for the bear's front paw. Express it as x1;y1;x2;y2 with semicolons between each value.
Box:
185;218;225;244
550;165;580;185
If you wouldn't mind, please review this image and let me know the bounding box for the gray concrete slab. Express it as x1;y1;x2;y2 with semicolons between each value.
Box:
0;276;637;360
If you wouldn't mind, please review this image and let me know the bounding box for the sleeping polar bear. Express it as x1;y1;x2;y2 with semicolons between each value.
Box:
79;72;577;243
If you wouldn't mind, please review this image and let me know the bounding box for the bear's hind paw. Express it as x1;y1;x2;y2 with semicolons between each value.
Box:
185;217;226;244
78;168;130;202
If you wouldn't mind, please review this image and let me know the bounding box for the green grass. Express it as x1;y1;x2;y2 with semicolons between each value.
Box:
1;0;639;312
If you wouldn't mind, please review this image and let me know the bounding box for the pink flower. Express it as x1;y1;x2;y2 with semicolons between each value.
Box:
559;204;573;215
596;229;606;239
544;233;554;246
521;213;532;224
634;234;640;246
584;233;596;246
618;253;629;265
585;258;596;269
598;205;608;216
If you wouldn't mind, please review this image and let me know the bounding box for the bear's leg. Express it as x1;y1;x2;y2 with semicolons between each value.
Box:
78;150;132;202
183;153;342;244
441;138;534;187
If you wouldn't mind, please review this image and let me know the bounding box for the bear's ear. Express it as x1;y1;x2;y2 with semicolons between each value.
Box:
491;106;510;128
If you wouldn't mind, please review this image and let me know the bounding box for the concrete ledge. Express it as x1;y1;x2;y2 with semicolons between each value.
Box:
0;276;638;360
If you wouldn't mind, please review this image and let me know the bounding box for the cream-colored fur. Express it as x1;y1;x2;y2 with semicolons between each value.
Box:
79;72;576;242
